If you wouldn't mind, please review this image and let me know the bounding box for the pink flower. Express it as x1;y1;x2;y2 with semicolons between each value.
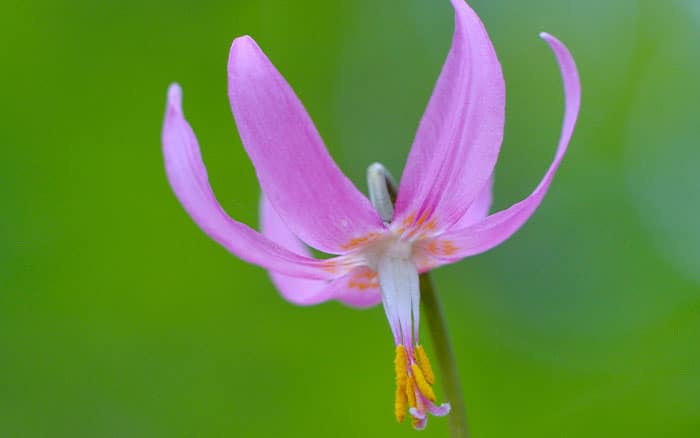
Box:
162;0;580;430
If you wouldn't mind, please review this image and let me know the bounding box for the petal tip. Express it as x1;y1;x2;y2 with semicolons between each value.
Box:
539;32;561;46
449;0;467;10
232;34;256;48
167;83;182;109
230;35;259;58
449;0;478;19
228;35;263;75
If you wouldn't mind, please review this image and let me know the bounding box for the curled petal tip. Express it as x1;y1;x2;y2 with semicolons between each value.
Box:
428;402;451;416
408;408;426;420
423;27;580;264
539;32;568;50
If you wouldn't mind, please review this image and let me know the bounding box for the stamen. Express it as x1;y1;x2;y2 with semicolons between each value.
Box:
415;345;435;385
395;386;407;422
405;371;417;408
394;345;408;422
411;363;436;402
394;345;408;387
393;345;446;426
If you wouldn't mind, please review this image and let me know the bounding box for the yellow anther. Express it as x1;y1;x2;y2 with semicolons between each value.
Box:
394;345;408;387
411;363;436;402
405;372;417;408
394;345;409;422
394;385;407;423
415;345;435;385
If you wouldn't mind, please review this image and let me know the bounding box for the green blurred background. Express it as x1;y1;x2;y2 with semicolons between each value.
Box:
1;0;699;436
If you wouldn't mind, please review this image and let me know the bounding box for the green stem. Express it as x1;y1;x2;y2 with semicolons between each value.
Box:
420;273;469;438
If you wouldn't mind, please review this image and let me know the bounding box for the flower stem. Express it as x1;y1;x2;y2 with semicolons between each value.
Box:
420;273;469;438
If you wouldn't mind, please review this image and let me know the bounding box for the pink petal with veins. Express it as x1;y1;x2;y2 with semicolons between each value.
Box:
428;33;581;264
261;195;381;307
228;36;384;255
395;0;505;232
162;84;337;280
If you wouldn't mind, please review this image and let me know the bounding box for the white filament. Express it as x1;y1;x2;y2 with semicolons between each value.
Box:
377;252;420;347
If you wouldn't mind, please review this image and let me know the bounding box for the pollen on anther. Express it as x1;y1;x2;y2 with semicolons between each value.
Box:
411;363;436;402
395;385;407;422
415;345;435;385
394;345;409;422
405;372;417;408
395;345;408;387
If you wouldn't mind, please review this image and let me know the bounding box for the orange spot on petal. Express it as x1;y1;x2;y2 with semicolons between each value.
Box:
441;240;458;256
339;232;382;250
415;211;431;226
427;241;439;255
321;261;338;274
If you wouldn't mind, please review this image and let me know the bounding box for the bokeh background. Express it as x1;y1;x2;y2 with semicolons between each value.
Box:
2;0;699;436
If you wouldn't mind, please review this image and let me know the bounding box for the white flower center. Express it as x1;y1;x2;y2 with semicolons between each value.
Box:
362;234;414;272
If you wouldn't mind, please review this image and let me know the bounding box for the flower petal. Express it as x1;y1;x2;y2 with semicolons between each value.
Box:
162;83;338;280
394;0;505;232
261;195;381;307
268;265;382;307
425;33;580;263
334;271;383;309
228;36;384;254
268;268;381;307
451;174;493;229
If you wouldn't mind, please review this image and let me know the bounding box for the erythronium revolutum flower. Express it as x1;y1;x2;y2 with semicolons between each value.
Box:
162;0;580;431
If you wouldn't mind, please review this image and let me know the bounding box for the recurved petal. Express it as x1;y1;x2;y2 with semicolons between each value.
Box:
162;83;338;280
261;195;382;307
228;36;384;255
394;0;505;232
424;33;580;265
